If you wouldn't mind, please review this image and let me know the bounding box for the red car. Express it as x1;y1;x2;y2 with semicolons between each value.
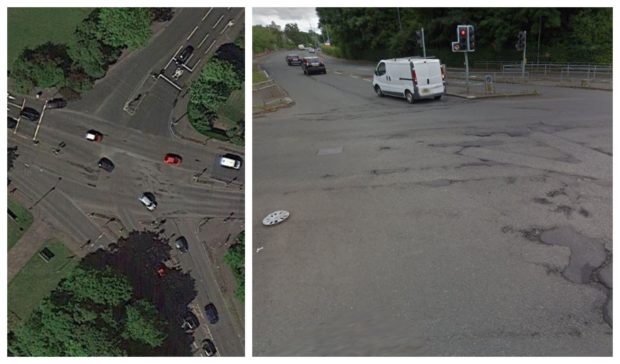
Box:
156;264;167;278
164;153;182;166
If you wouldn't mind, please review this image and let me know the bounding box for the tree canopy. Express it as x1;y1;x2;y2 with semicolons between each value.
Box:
316;8;612;64
9;266;167;356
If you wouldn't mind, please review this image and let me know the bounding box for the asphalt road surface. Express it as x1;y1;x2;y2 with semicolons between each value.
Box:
253;51;612;356
8;8;244;356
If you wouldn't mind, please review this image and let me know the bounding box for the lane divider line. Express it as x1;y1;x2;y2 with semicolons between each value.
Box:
187;25;199;41
204;40;216;55
202;8;213;21
213;14;224;29
198;33;210;48
32;99;48;142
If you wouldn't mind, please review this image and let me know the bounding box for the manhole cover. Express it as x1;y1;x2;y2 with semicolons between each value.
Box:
263;210;290;226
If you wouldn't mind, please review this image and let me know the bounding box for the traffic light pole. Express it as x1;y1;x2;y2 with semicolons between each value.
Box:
464;51;470;93
421;28;426;58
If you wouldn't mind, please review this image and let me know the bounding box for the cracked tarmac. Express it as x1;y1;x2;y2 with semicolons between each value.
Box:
254;50;612;356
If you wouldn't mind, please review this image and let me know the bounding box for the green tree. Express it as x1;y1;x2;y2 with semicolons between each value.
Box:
123;300;167;348
95;8;152;49
188;58;242;134
9;266;166;356
10;43;68;93
224;232;245;302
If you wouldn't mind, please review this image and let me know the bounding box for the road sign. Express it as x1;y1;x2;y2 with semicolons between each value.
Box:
451;41;463;52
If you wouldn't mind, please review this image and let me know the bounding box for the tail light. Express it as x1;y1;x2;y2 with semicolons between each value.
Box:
411;70;418;85
441;66;446;81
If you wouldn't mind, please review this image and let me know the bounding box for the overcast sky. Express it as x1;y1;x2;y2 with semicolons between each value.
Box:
252;8;320;33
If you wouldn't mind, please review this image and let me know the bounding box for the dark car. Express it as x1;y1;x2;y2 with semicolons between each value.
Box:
202;339;217;357
302;57;326;75
46;98;67;109
98;157;115;172
20;107;40;121
175;236;189;253
8;116;18;129
181;311;200;332
204;303;219;324
176;45;194;65
286;54;301;66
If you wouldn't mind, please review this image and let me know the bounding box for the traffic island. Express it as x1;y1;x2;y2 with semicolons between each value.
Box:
253;64;295;115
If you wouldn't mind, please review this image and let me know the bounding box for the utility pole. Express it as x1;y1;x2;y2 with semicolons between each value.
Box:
522;31;527;79
421;27;426;58
536;16;542;65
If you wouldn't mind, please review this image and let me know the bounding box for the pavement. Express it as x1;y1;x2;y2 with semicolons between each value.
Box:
253;50;612;356
8;7;244;357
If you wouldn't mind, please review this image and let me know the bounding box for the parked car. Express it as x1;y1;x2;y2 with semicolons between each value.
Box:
8;116;18;129
286;54;302;66
46;98;67;109
164;153;182;166
176;45;194;65
307;47;316;53
204;303;219;324
372;58;445;104
85;130;103;142
98;157;115;172
302;57;326;75
20;107;40;121
139;192;157;211
202;339;217;356
181;311;200;332
175;236;189;253
220;154;242;170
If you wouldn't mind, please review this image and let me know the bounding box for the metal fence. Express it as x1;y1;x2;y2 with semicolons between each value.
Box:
446;61;612;84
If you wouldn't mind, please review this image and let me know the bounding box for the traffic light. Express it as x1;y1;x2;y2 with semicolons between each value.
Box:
468;25;475;51
458;25;468;50
516;31;526;51
416;30;423;46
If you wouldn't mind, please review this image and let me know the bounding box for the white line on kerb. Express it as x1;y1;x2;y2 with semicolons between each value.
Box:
187;26;199;41
204;40;216;55
198;33;210;48
202;8;213;21
213;15;224;29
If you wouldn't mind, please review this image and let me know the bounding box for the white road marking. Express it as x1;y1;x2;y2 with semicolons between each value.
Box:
204;40;216;55
334;71;342;75
213;14;224;29
13;98;26;134
197;33;210;48
32;99;48;141
159;74;182;91
256;246;264;253
187;25;199;40
166;45;184;69
202;8;213;21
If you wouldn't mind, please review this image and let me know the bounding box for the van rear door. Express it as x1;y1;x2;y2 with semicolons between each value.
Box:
412;60;444;97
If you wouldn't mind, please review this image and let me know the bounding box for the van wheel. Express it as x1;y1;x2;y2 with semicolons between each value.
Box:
434;95;442;100
405;90;415;104
374;85;384;97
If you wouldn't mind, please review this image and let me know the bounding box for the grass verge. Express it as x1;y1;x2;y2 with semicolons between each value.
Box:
217;88;244;129
8;199;34;250
253;65;268;83
7;8;93;70
8;241;77;330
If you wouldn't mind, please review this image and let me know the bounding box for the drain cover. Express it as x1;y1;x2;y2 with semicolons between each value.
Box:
263;210;290;226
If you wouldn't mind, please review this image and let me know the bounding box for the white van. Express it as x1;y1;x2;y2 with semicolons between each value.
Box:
372;58;445;103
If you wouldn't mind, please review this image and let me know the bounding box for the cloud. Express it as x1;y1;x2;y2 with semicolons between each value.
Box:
253;7;320;32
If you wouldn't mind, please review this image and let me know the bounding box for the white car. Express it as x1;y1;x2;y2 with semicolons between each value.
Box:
85;130;103;142
307;47;315;53
220;155;241;170
139;193;157;211
372;58;445;104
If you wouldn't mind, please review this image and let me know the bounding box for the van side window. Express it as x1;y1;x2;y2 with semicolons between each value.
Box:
376;62;386;76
